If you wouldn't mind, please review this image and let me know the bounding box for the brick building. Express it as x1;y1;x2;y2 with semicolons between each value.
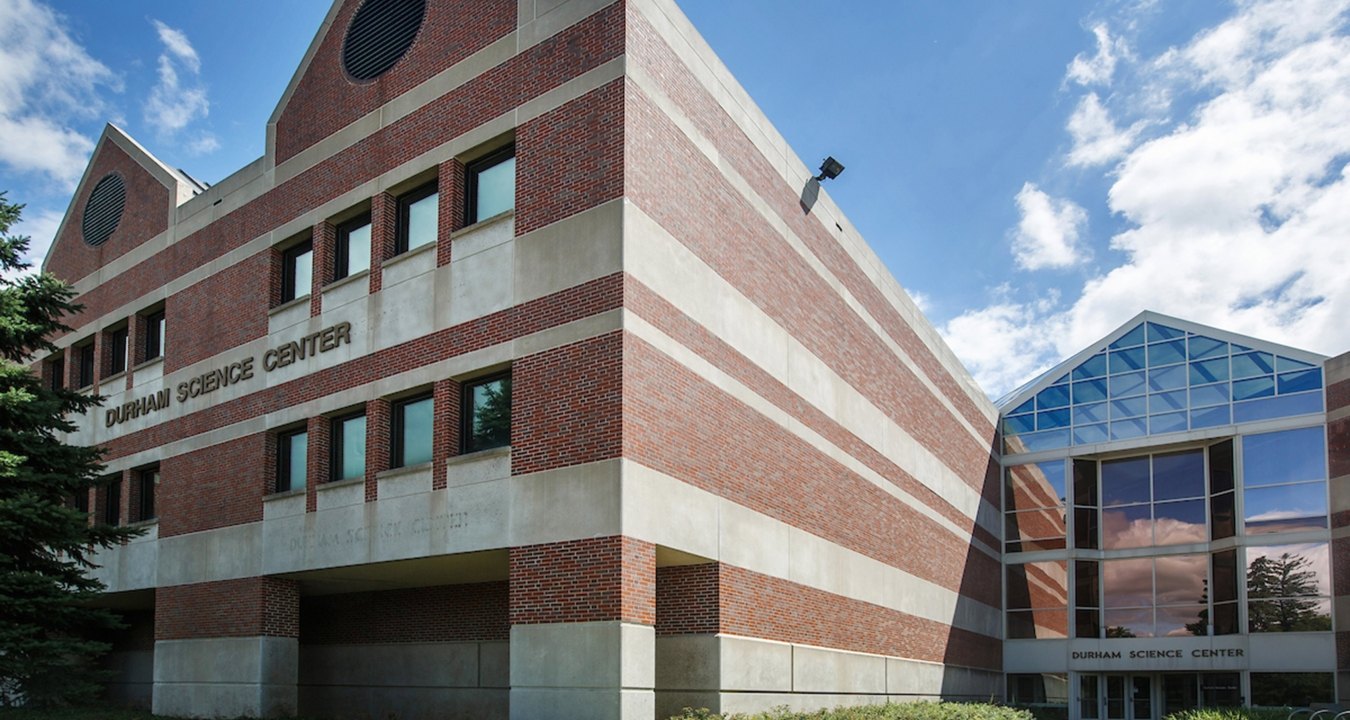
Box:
37;0;1005;718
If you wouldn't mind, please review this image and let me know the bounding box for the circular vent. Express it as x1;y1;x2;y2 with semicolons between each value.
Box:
341;0;427;81
81;174;125;247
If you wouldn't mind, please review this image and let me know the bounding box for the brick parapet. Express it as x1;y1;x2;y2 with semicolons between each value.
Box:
156;577;299;640
509;536;655;626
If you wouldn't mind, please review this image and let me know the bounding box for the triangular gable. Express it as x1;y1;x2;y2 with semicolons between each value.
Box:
998;311;1329;454
41;124;191;285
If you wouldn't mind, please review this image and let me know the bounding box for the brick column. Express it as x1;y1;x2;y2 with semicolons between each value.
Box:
508;536;656;719
119;468;134;530
62;345;77;389
369;192;396;294
364;398;391;502
127;313;146;390
432;378;461;490
310;222;335;317
305;416;330;514
438;159;464;267
152;577;299;717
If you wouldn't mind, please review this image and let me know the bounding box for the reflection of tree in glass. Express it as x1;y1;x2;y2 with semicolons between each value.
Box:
1185;579;1210;636
1105;626;1136;638
1247;552;1331;632
473;378;512;450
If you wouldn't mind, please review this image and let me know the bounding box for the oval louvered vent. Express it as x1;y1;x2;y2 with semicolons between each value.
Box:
341;0;427;81
81;174;125;247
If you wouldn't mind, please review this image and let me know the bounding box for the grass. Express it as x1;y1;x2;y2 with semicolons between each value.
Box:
666;701;1036;720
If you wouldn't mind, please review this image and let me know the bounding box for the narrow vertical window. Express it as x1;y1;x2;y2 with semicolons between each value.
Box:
136;466;158;522
276;428;308;493
330;413;366;482
281;239;314;303
395;181;438;254
144;310;166;361
77;343;95;388
334;213;372;280
103;479;121;526
391;394;433;468
462;372;511;453
108;326;129;375
48;356;65;391
465;146;515;224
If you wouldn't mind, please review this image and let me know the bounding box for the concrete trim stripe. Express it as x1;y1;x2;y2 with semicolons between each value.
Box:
623;311;998;560
623;69;995;454
623;202;997;531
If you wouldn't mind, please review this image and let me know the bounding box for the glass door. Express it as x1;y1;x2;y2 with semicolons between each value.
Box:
1102;675;1155;720
1130;676;1153;720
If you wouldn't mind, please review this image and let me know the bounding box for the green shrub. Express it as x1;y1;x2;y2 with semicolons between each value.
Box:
1164;709;1293;720
666;700;1036;720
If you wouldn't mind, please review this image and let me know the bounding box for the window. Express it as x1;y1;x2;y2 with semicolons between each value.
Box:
134;466;157;522
70;488;88;514
391;394;433;468
102;478;121;526
281;239;313;303
331;412;366;482
77;342;95;387
465;146;515;224
1005;561;1068;639
276;428;307;493
1004;460;1067;552
108;326;129;375
462;372;511;453
143;310;165;361
334;213;371;280
1242;427;1327;535
395;181;438;254
47;356;65;391
1250;673;1334;707
1246;542;1331;632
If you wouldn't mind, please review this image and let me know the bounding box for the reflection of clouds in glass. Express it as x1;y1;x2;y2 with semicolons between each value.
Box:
1154;554;1207;605
1244;483;1327;534
1157;604;1206;637
1102;506;1152;549
1243;428;1326;487
1154;508;1206;545
1103;557;1153;608
1248;543;1330;596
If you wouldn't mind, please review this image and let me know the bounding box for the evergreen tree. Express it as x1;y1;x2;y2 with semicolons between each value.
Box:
1246;552;1331;632
0;192;140;706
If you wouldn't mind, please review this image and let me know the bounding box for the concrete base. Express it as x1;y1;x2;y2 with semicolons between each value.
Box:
105;649;153;709
510;621;655;720
153;636;298;718
654;635;1001;718
298;641;509;719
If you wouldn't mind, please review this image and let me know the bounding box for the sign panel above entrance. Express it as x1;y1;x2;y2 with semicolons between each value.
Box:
1068;638;1247;672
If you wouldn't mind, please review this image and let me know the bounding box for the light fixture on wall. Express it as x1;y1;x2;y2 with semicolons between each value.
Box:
814;156;845;182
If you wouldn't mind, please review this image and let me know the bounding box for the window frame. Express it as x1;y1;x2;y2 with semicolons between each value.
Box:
143;309;166;361
135;466;158;522
333;212;372;281
48;355;65;391
464;144;515;225
329;411;367;483
460;370;512;455
108;325;129;375
102;478;121;526
280;238;314;303
77;342;96;388
276;427;308;493
390;392;434;469
394;180;439;255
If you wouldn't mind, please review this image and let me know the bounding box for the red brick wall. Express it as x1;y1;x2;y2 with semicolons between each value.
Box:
274;0;518;164
622;331;1001;608
718;564;1000;671
509;536;655;625
511;330;623;476
158;433;267;537
45;143;170;285
626;7;993;441
99;274;622;464
516;79;624;234
165;250;271;373
156;577;299;640
299;581;508;644
656;563;719;636
59;4;625;334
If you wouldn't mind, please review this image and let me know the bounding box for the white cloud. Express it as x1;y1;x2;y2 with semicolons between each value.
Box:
0;0;117;188
0;206;63;281
144;19;211;146
944;0;1350;398
1066;93;1144;167
1011;183;1089;270
1067;23;1130;87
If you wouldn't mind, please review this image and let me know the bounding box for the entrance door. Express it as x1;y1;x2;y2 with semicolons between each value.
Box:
1103;675;1153;720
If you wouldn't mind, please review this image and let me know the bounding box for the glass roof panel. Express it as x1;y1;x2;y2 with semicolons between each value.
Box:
1073;353;1108;380
1147;322;1185;342
1188;335;1228;360
1109;325;1146;349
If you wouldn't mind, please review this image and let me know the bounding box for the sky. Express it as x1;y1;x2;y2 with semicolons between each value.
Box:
2;0;1348;398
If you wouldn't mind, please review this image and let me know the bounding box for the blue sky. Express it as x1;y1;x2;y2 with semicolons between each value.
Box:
3;0;1348;397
